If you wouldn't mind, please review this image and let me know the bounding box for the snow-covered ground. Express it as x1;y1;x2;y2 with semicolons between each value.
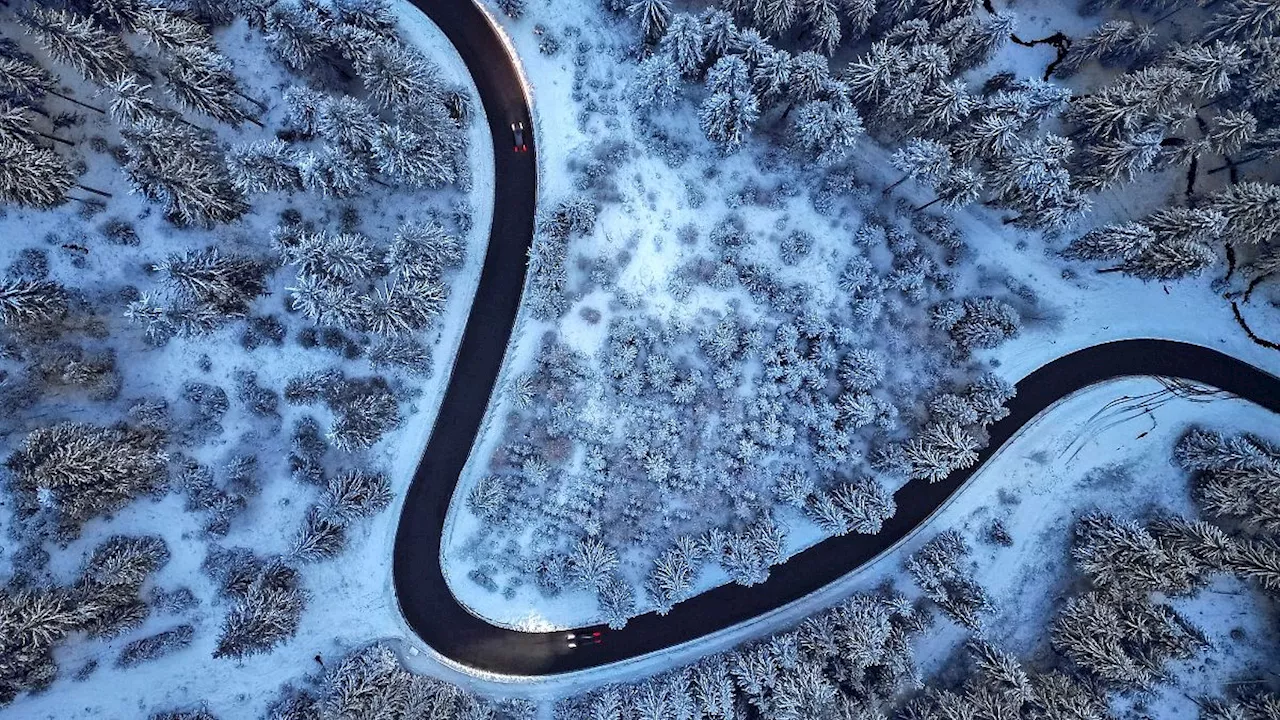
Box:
2;3;494;717
398;376;1280;704
436;0;1280;632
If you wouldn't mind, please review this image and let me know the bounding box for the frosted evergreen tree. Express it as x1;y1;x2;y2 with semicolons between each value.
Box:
700;8;738;59
292;506;347;561
354;41;440;109
729;27;772;67
699;89;760;151
1204;0;1280;43
918;166;982;211
791;99;864;165
632;54;682;108
120;117;248;226
568;537;619;590
328;390;400;450
628;0;673;41
297;147;370;198
1057;20;1156;77
787;51;830;106
211;557;307;659
316;96;379;153
385;220;463;280
284;230;378;283
333;0;396;34
152;247;267;315
361;279;447;335
755;0;799;38
0;139;78;209
0;279;68;328
164;47;257;127
660;13;707;76
597;576;636;628
887;138;952;191
843;0;877;44
134;6;214;53
913;79;977;134
263;1;327;70
106;74;163;125
1206;110;1256;156
839;347;886;391
801;0;843;55
750;48;793;101
283;85;327;136
1165;41;1246;101
646;546;696;613
706;55;751;95
845;42;908;106
226;140;302;194
1209;182;1280;247
20;7;134;85
371;124;455;188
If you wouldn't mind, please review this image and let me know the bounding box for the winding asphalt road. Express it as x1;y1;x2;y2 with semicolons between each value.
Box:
391;2;1280;676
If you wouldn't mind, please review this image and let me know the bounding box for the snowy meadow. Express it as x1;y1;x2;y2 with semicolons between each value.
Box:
2;0;1279;716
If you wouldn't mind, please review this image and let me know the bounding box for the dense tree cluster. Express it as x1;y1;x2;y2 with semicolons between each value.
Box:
557;589;926;720
905;530;992;630
1;535;169;705
279;218;462;336
256;643;520;720
284;368;401;451
5;421;167;536
202;547;307;659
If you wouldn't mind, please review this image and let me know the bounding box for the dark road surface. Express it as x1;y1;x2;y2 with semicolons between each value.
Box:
390;2;1280;677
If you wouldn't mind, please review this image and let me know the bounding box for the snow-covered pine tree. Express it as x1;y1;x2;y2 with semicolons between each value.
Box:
164;47;256;127
152;247;268;315
263;1;328;70
370;123;455;188
699;88;759;150
282;85;327;137
0;279;69;328
133;6;214;53
120;117;248;226
385;220;464;280
628;0;673;42
315;95;379;153
292;505;347;561
660;13;707;77
106;74;163;125
226;139;302;194
632;54;683;108
1208;182;1280;248
0;138;78;209
296;147;370;198
19;7;134;85
888;138;952;191
360;278;447;335
353;41;440;110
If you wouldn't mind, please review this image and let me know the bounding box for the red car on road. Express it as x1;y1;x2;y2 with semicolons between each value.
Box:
511;121;528;153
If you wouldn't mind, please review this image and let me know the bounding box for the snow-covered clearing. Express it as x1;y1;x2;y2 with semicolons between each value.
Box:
2;3;494;717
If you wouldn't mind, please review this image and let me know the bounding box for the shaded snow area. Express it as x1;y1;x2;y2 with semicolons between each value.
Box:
417;378;1280;715
440;0;1280;633
0;1;492;717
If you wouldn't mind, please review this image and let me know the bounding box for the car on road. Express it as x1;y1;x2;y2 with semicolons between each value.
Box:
511;121;528;153
565;630;603;648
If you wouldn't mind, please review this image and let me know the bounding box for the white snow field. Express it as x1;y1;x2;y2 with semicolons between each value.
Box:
1;3;494;717
438;0;1280;631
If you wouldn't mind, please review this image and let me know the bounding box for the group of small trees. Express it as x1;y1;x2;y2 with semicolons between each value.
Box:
292;468;392;561
559;588;925;720
279;219;462;336
254;644;521;720
878;372;1015;484
125;247;269;342
5;420;168;536
202;547;307;659
284;368;402;451
1;535;169;705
